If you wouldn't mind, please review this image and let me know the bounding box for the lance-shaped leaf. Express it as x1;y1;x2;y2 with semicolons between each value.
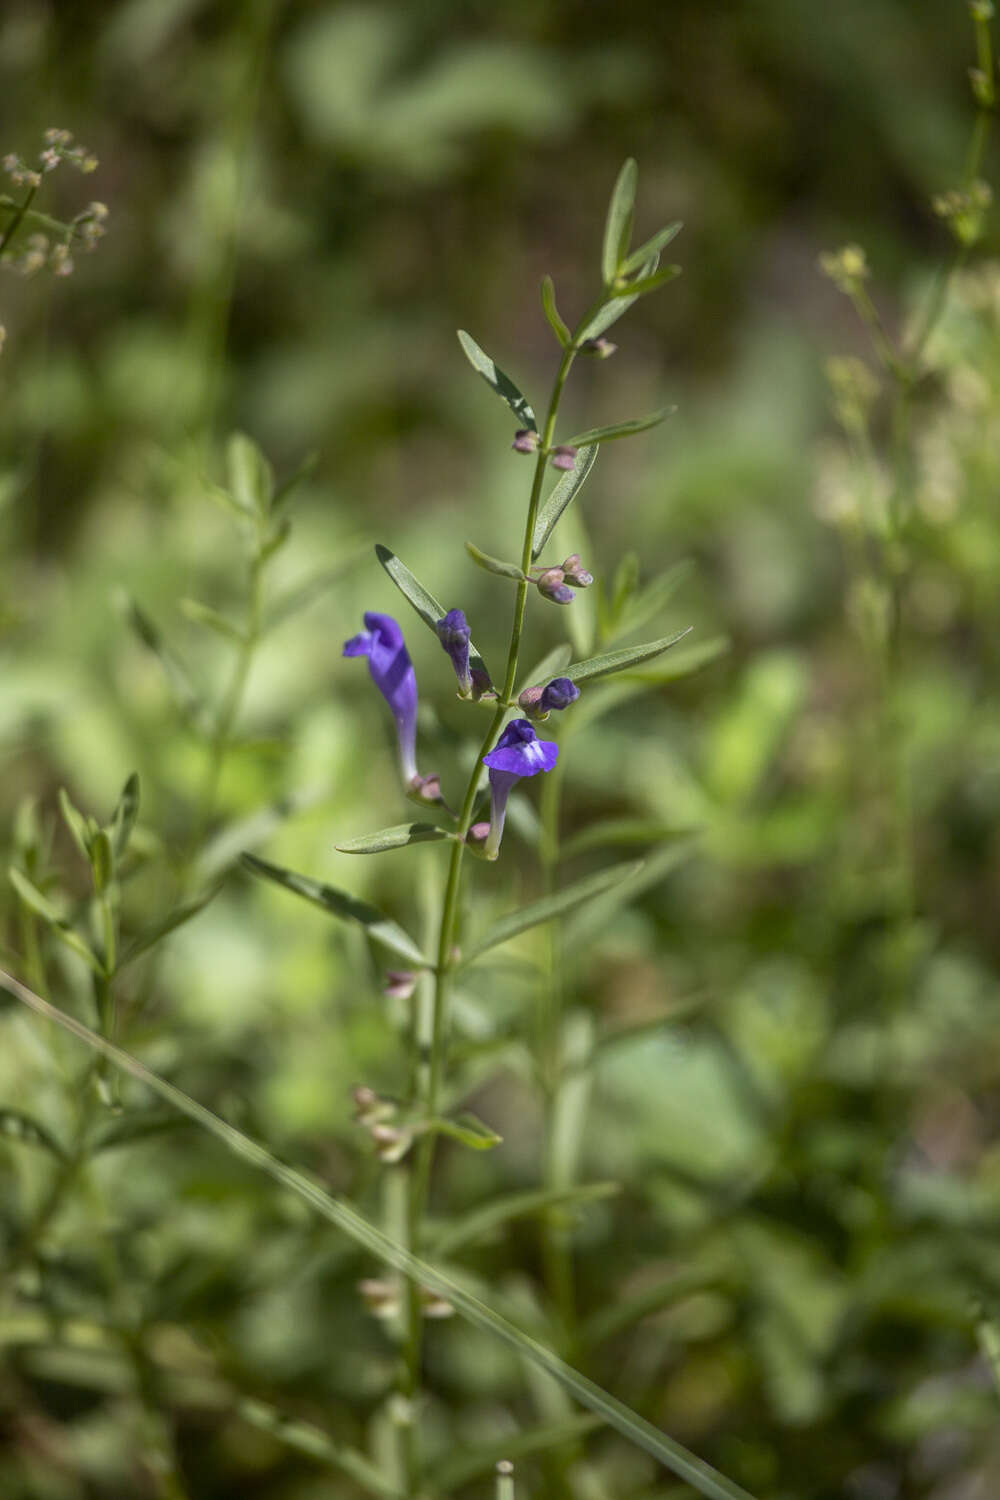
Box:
614;558;694;638
375;544;491;687
1;969;761;1500
422;1112;502;1151
602;158;638;285
57;789;92;864
578;251;659;344
0;1108;67;1161
465;541;525;581
612;264;682;298
562;628;692;685
540;275;570;347
565;407;674;448
115;885;221;972
241;853;428;967
226;431;273;516
459;861;644;969
620;221;683;276
432;1181;619;1258
336;823;455;855
7;868;103;974
531;445;598;560
457;330;536;431
179;598;246;644
109;773;140;860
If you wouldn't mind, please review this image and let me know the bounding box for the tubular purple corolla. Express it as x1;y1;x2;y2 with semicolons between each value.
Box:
343;611;419;785
481;718;559;859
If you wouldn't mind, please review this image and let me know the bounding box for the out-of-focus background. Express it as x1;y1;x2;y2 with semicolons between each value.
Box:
4;1;1000;1497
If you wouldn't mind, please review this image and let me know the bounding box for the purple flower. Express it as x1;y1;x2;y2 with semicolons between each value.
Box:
540;677;580;712
436;608;472;696
343;612;419;785
512;429;539;454
560;554;594;588
481;718;558;859
550;445;577;471
535;567;574;605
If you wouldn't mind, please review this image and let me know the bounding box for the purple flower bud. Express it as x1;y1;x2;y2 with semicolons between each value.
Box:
408;772;448;810
517;683;548;719
384;970;417;1001
550;445;577;471
481;718;559;858
561;554;594;588
344;612;419;785
436;608;472;695
581;336;617;358
540;677;580;713
535;567;574;605
512;429;539;454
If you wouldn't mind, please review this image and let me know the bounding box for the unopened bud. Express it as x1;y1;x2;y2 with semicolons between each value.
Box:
371;1124;413;1163
466;821;492;854
421;1288;455;1319
540;677;580;713
408;772;444;805
384;970;417;1001
517;684;548;719
560;554;593;588
358;1278;400;1318
581;336;617;358
512;429;539;454
549;445;577;471
536;567;574;605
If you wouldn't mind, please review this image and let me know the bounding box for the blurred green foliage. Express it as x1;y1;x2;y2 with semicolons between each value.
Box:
3;1;1000;1498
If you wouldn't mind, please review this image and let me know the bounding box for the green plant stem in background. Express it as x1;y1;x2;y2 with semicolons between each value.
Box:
401;296;604;1492
197;546;265;838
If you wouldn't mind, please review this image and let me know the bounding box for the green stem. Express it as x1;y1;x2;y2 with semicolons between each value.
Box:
197;545;264;839
0;185;37;256
399;295;603;1495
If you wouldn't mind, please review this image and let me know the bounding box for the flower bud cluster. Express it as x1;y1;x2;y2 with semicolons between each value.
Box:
531;554;594;606
818;244;870;296
3;130;98;191
518;676;580;720
510;431;580;472
933;180;992;247
352;1085;413;1163
358;1278;453;1321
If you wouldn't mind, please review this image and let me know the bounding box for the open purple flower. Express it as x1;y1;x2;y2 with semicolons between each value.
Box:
343;612;419;785
480;718;558;859
436;608;472;696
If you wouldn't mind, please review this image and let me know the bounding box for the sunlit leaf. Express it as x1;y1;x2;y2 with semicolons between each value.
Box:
620;221;683;275
0;970;760;1500
601;157;637;285
578;252;658;343
565;407;674;448
241;853;428;966
108;773;140;860
57;789;91;864
457;330;536;430
423;1112;502;1150
336;823;455;854
612;264;682;298
465;541;525;580
460;861;644;968
226;431;272;516
563;629;692;684
374;544;491;687
531;445;598;560
540;274;570;347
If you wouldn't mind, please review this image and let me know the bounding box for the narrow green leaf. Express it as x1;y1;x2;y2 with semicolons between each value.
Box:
109;773;140;860
540;275;570;347
615;559;694;639
0;1108;67;1161
121;596;208;735
90;830;113;895
7;869;103;974
424;1112;502;1151
226;431;272;516
564;842;694;953
460;861;644;969
578;252;658;344
601;158;637;285
564;629;692;684
116;885;221;972
179;598;246;644
374;544;492;689
613;264;682;298
241;853;428;967
57;789;91;863
531;445;598;560
195;789;321;882
336;823;454;855
432;1415;603;1491
620;221;683;276
237;1398;404;1500
624;634;730;683
465;541;525;581
565;408;674;448
0;968;760;1500
457;330;536;431
517;642;572;698
432;1182;619;1258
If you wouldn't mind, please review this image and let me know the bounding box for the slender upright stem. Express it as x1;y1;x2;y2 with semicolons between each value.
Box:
400;296;603;1495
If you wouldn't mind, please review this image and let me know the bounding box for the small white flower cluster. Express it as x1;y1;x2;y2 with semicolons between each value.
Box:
3;127;98;187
